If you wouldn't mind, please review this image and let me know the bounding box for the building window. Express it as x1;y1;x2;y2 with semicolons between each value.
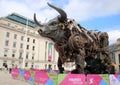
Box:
26;45;29;50
5;40;9;46
25;62;28;67
7;23;10;26
4;49;8;57
20;43;23;48
45;64;47;69
19;52;22;59
32;54;34;60
33;39;35;43
21;36;24;41
31;65;33;68
12;50;16;57
45;41;47;61
31;63;34;68
27;38;30;42
26;53;29;59
54;65;56;70
3;61;7;67
14;34;17;39
32;46;35;51
13;42;16;47
6;32;10;37
119;54;120;63
119;54;120;71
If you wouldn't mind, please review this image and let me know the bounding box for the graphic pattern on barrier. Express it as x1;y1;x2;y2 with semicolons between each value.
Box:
109;74;120;85
57;74;85;85
87;74;109;85
11;68;120;85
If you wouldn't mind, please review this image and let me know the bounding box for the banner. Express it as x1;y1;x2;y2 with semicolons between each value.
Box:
48;43;52;61
109;74;120;85
57;74;86;85
87;74;109;85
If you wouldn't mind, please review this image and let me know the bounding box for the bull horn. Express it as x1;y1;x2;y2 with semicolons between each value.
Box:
34;13;43;27
47;2;67;22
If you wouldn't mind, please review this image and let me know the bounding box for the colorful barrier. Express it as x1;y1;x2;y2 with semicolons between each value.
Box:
34;71;49;84
87;74;109;85
12;68;19;78
11;68;120;85
57;74;85;85
109;74;120;85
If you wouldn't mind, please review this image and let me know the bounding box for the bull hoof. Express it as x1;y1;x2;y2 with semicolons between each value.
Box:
59;67;64;73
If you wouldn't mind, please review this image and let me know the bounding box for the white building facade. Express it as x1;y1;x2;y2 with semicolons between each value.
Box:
115;38;120;73
0;13;59;70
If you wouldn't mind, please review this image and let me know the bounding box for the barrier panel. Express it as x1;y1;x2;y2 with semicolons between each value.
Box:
28;70;35;83
57;74;86;85
87;74;109;85
12;68;19;79
19;69;24;79
34;71;49;84
109;74;120;85
12;68;120;85
45;73;58;85
24;70;31;81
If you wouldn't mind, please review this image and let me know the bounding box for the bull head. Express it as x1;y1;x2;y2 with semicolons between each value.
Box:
34;3;67;41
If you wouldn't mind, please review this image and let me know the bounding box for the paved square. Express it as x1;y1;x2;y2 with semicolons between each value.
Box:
0;70;31;85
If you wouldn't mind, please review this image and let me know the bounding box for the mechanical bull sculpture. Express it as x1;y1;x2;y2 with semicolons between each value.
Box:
34;3;115;74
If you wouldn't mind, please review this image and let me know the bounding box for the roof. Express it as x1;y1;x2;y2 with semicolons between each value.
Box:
6;13;37;28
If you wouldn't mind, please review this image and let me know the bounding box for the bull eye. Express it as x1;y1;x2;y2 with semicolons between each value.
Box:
49;22;57;26
59;23;65;29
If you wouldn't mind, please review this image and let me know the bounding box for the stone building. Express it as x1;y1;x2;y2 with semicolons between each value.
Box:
115;38;120;73
0;13;59;70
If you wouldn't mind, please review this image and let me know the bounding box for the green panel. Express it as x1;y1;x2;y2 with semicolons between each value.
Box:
99;74;109;85
18;74;23;79
47;73;58;84
57;74;67;85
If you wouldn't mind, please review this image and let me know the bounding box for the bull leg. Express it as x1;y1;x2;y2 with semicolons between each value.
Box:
75;54;85;73
57;57;64;73
103;54;114;74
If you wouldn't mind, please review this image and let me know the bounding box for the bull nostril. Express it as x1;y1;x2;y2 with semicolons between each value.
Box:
38;29;42;34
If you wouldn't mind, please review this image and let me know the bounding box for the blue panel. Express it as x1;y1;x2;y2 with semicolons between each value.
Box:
100;79;108;85
118;75;120;81
19;69;24;77
29;76;34;83
45;79;55;85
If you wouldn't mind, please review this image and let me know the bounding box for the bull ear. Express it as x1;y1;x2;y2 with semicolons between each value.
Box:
34;13;43;27
47;2;67;22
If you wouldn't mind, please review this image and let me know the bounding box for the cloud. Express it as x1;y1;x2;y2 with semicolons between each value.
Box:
0;0;33;18
107;29;120;45
64;0;120;21
0;0;120;22
0;0;120;45
0;0;53;21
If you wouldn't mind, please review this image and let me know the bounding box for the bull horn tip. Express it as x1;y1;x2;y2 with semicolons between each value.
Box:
47;2;49;5
47;2;52;7
34;13;36;18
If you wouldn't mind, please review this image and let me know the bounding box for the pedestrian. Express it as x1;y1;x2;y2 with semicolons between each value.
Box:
9;68;12;73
